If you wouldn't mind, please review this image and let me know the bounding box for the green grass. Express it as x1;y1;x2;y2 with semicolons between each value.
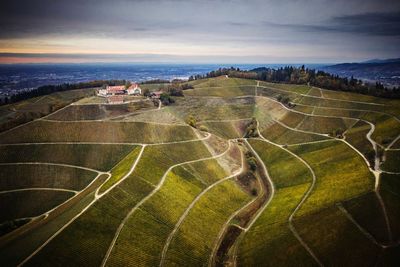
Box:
0;89;95;132
292;104;315;114
280;111;305;128
0;120;197;144
259;81;311;94
288;141;374;217
25;141;211;266
344;120;375;165
198;119;250;139
98;146;142;193
261;121;329;145
164;179;251;266
361;112;400;147
0;164;97;191
170;97;255;121
0;190;74;222
307;88;322;97
0;144;134;171
297;116;356;134
237;184;317;267
248;139;311;188
296;94;386;111
321;89;388;104
191;77;256;88
184;85;255;97
237;139;316;266
313;107;366;118
106;166;207;266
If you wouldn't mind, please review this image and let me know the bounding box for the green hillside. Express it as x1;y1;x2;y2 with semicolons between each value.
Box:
0;76;399;267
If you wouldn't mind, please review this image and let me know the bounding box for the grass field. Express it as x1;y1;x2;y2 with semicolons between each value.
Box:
0;144;135;171
297;116;356;135
261;121;330;145
105;155;230;266
0;89;95;132
47;100;154;121
184;85;255;97
190;77;256;88
345;120;375;166
288;141;374;217
2;76;400;266
24;140;212;266
0;164;97;191
164;179;251;266
361;112;400;147
98;146;142;193
237;139;315;266
0;120;197;144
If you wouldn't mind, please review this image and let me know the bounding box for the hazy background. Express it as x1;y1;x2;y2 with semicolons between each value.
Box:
0;0;399;63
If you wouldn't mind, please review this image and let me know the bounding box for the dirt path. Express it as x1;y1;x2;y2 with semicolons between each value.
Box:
256;83;386;106
0;132;211;147
102;141;235;267
255;121;324;267
208;138;273;267
160;147;244;267
95;145;146;198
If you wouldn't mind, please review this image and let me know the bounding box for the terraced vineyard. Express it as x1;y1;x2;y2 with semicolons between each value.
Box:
0;75;399;266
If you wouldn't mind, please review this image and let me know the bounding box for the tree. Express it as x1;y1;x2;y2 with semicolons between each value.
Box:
186;115;197;128
246;157;257;171
143;88;151;97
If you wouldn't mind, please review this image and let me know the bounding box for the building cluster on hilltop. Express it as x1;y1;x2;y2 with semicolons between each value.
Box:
98;83;142;97
97;83;142;104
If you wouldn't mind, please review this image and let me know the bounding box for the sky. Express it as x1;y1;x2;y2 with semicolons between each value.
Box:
0;0;399;64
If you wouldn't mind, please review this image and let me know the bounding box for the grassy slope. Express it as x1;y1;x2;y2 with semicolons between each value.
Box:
0;190;75;222
237;139;316;266
0;89;95;132
288;141;374;217
261;121;329;145
164;179;251;266
25;141;211;267
0;164;96;191
106;158;228;266
47;100;154;121
0;144;135;171
0;120;197;144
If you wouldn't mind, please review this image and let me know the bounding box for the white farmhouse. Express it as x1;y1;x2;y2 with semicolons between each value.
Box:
127;83;142;95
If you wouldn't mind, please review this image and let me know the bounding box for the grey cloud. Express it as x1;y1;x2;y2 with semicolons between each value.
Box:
267;11;400;36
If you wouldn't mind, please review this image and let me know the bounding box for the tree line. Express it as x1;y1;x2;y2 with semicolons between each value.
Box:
189;66;400;99
1;80;127;106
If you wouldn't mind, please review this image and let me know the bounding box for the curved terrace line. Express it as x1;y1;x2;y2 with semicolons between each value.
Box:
102;140;234;267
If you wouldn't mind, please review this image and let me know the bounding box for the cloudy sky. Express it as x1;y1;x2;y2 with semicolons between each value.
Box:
0;0;399;63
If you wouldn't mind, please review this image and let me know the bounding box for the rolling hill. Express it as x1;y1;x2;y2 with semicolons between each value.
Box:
0;76;399;266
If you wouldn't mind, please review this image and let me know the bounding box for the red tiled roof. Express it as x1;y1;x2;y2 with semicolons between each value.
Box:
128;83;139;89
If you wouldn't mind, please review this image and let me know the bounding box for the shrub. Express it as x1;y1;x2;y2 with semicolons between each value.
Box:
186;115;197;128
198;125;208;132
246;156;257;171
